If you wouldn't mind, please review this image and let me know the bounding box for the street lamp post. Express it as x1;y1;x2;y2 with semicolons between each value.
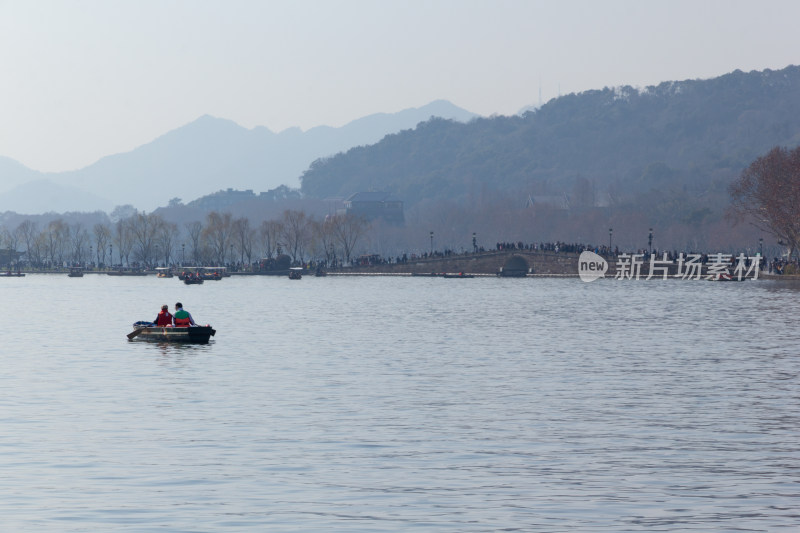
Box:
89;245;92;268
182;243;185;266
759;237;763;257
609;228;613;251
648;228;653;256
472;232;477;254
109;244;113;268
430;231;434;256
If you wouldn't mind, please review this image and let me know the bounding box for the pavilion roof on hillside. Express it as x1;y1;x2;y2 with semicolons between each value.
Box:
347;191;400;203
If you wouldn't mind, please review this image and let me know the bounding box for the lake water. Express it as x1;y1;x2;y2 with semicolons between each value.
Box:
0;273;798;531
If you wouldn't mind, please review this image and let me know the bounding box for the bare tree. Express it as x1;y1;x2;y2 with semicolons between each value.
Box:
280;210;311;263
259;219;282;259
44;220;70;267
129;212;162;267
231;216;255;268
156;220;179;266
93;223;112;266
115;218;135;266
331;213;369;264
58;224;72;266
1;225;21;252
185;221;204;264
70;223;91;265
730;146;800;257
203;212;233;265
16;220;38;264
28;232;46;267
0;226;12;249
311;217;336;263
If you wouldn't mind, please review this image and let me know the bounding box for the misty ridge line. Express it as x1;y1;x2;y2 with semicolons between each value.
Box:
0;99;481;214
0;63;798;222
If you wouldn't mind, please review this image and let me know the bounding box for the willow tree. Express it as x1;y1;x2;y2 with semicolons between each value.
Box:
730;146;800;258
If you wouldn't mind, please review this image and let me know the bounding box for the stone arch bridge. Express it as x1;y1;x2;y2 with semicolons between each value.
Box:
347;250;610;276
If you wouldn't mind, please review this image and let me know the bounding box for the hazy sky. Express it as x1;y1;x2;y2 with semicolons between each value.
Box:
1;0;798;172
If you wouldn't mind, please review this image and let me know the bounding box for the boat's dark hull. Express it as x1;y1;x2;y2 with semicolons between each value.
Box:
130;326;216;344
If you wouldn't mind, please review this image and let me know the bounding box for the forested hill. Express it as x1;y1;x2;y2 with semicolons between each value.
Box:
300;65;800;208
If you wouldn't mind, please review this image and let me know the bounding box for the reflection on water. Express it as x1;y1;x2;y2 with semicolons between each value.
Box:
0;274;798;531
141;340;216;357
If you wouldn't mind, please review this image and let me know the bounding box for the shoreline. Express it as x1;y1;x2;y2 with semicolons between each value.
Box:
3;250;796;281
6;270;798;281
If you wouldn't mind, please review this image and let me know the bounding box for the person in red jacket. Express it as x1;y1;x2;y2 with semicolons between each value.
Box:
154;304;173;326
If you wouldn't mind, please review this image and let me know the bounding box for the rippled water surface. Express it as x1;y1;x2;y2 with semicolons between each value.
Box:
1;274;798;531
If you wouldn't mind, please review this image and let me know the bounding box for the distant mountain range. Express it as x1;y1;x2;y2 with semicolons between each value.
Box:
300;65;800;216
0;100;479;214
5;65;799;221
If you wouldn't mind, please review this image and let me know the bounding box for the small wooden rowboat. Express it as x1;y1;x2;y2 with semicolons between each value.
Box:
127;324;216;343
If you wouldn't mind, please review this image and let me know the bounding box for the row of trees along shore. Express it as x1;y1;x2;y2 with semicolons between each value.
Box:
0;144;798;269
1;210;369;269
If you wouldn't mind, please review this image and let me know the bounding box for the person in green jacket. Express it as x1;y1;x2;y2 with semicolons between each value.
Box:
174;302;196;327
